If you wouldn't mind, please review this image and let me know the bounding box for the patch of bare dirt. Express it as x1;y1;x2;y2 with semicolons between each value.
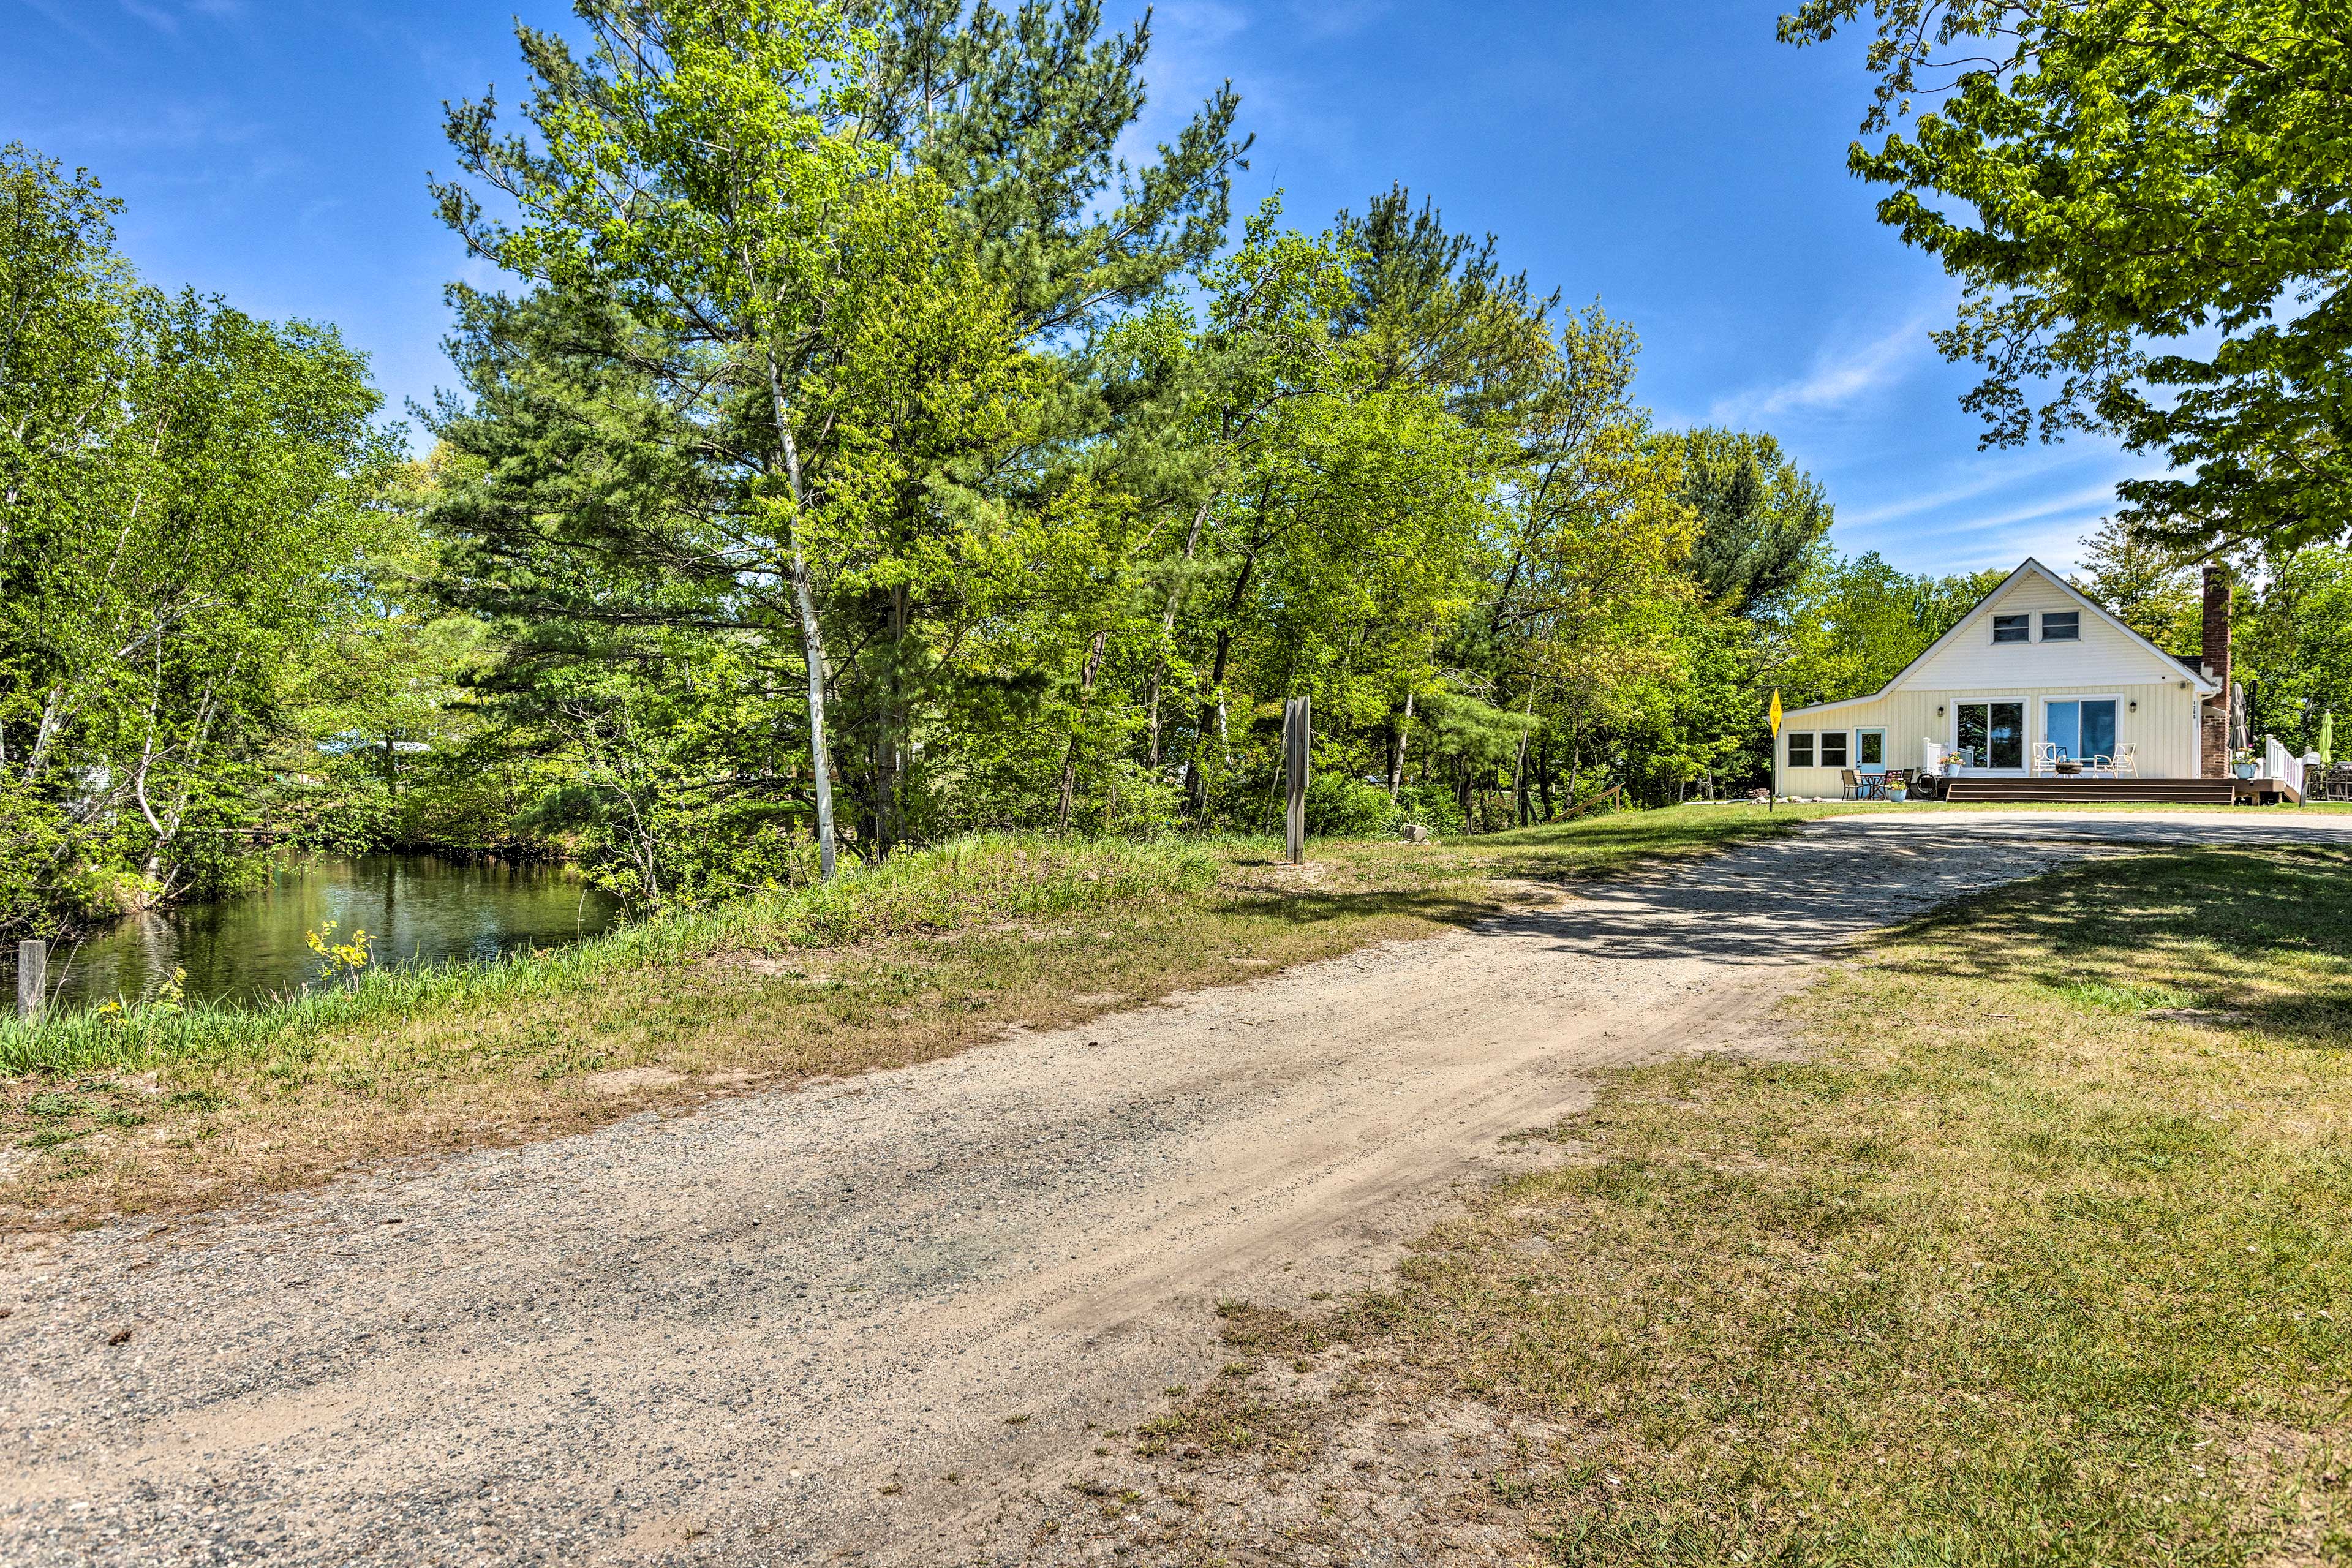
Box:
583;1067;687;1096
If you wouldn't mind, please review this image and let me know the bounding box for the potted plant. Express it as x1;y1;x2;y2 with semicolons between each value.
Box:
1887;779;1909;802
2232;748;2259;780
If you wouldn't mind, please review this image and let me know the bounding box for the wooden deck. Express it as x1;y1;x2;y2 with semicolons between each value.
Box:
1941;777;2242;805
2233;776;2305;805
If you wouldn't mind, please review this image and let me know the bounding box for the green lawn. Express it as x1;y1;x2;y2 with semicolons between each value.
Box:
1148;845;2352;1564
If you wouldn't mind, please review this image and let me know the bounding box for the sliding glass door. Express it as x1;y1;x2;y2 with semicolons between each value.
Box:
2046;699;2117;762
1956;702;2025;771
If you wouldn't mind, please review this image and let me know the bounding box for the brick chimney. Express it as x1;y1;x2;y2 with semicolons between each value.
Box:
2200;565;2231;777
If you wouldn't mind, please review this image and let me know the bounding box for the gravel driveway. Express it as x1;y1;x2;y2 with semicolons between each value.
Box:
4;811;2348;1566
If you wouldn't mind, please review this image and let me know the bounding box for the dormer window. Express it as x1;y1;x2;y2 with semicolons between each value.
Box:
2041;611;2081;641
1991;613;2030;644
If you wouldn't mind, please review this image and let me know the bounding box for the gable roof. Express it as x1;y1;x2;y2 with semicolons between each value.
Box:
1784;557;2219;718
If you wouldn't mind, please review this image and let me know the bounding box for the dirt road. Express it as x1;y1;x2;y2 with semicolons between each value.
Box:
4;812;2348;1565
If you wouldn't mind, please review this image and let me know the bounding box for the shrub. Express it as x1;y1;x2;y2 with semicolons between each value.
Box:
1393;781;1467;835
1303;774;1403;839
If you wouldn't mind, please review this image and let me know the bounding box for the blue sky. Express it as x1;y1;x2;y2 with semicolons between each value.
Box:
6;0;2156;578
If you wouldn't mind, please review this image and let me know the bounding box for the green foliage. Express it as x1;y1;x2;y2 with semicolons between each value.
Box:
2238;545;2352;754
1774;550;2006;709
2071;518;2202;655
405;6;1912;856
1672;428;1831;616
1781;0;2352;555
0;144;399;938
2065;523;2352;757
1391;782;1468;836
54;0;2334;967
1301;773;1401;840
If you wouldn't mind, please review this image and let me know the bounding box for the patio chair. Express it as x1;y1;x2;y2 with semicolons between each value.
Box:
1839;769;1863;801
2031;741;2063;776
2113;744;2138;778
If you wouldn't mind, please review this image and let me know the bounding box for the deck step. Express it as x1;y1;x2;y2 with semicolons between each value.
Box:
1941;778;2238;805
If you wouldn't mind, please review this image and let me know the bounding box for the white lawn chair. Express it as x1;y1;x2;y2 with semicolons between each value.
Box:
2112;744;2138;777
2031;741;2063;776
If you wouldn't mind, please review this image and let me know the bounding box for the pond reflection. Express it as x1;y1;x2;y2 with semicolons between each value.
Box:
13;854;623;1011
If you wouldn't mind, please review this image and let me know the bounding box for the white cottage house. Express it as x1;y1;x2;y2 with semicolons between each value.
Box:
1777;557;2238;800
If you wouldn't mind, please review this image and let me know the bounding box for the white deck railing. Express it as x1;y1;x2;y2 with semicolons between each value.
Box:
2266;735;2305;798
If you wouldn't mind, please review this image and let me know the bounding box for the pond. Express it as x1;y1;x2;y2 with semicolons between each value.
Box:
12;854;625;1012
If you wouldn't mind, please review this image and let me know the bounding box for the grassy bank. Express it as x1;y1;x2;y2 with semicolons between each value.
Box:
0;836;1224;1079
0;805;1858;1231
1114;845;2352;1564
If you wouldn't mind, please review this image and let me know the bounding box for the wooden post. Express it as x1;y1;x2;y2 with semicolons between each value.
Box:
1283;696;1310;865
17;940;46;1020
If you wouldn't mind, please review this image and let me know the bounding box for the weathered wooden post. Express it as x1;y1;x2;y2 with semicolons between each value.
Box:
1283;695;1310;865
17;940;46;1020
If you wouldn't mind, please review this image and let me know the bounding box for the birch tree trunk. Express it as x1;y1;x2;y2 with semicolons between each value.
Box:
763;346;838;882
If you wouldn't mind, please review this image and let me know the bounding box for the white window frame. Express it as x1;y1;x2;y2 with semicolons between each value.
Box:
1819;729;1850;768
1950;698;2029;775
1787;731;1816;768
1990;612;2031;644
2041;693;2122;765
2040;609;2082;643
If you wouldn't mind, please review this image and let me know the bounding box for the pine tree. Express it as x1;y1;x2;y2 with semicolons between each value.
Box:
2072;519;2201;654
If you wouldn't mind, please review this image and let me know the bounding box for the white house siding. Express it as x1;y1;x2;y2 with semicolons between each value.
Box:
1903;573;2185;690
1779;679;2202;797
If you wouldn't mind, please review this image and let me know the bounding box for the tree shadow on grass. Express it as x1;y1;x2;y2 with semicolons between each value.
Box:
1871;847;2352;1049
1207;884;1501;935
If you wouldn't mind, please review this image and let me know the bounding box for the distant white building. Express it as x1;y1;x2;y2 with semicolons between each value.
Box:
1777;557;2228;796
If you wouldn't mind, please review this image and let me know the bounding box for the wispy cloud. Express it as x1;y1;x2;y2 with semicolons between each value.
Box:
32;97;266;157
18;0;112;48
108;0;243;34
1837;448;2103;530
1708;312;1938;426
1836;478;2133;576
1924;481;2129;541
1286;0;1392;42
1132;0;1362;202
1156;0;1250;48
118;0;183;31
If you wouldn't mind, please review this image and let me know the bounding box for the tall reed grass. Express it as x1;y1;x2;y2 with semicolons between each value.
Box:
0;835;1219;1079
